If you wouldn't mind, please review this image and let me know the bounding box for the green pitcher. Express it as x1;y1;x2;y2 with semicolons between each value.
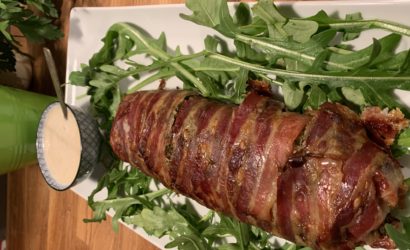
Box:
0;85;55;174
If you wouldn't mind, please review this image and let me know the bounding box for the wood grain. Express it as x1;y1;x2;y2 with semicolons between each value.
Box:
7;164;159;250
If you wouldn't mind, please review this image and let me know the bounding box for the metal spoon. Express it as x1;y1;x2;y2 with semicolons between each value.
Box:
43;47;68;118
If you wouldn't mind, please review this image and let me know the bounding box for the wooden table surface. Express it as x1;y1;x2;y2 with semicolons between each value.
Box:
6;1;299;250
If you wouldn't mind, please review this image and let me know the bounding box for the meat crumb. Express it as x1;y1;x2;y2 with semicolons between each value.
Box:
158;79;166;90
247;79;273;97
369;234;396;249
361;107;409;146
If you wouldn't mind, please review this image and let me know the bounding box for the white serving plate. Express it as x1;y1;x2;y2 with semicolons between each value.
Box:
66;1;410;249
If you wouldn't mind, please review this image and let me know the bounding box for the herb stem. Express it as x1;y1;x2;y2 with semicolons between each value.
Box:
125;51;209;78
110;23;210;96
143;188;172;201
208;53;410;88
127;70;175;93
235;34;352;71
322;19;410;37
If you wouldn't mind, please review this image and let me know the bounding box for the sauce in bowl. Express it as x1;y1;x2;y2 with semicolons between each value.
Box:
41;104;81;186
37;102;100;190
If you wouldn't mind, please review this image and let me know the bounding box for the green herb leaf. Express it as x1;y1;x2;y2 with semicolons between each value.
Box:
304;85;327;109
0;20;12;41
341;87;367;106
14;15;62;43
165;235;208;250
283;19;318;43
234;3;251;27
125;207;189;238
282;81;304;110
84;164;152;229
343;12;363;41
0;0;62;71
26;0;59;18
181;0;236;37
251;0;287;41
393;127;410;157
386;216;410;250
325;34;401;71
202;215;251;250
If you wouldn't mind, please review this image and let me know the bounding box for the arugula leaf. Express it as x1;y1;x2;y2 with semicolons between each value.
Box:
180;0;236;38
84;163;153;230
249;0;319;43
325;34;401;71
180;0;223;28
207;52;410;112
124;207;196;238
393;127;410;156
304;85;327;109
307;9;410;37
397;128;410;154
340;87;367;107
179;0;410;115
251;0;287;41
237;16;266;37
165;235;209;250
283;19;319;43
343;12;363;41
386;216;410;249
282;81;304;110
233;3;251;27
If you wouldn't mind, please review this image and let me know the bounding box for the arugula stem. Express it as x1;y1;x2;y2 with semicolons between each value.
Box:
143;188;172;201
199;211;214;224
208;53;410;88
322;19;410;37
110;23;210;96
95;196;139;205
127;70;175;93
131;52;210;76
235;34;352;71
170;50;210;61
125;51;210;94
94;189;170;207
124;51;209;81
238;223;248;250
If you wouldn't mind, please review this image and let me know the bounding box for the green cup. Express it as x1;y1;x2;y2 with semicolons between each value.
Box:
0;85;56;174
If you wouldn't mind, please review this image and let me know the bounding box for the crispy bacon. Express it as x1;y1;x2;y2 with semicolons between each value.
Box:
110;90;404;250
361;106;409;146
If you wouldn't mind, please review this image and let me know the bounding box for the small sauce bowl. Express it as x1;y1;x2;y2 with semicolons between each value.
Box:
36;102;101;191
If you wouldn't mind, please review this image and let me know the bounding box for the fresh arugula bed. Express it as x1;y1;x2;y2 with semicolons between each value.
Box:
70;0;410;249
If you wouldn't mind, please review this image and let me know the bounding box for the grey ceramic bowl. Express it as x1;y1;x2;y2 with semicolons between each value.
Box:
36;102;101;191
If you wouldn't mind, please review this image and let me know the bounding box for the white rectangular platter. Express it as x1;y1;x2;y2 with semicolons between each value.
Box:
65;1;410;249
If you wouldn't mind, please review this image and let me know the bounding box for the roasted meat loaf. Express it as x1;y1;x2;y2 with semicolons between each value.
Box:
110;90;404;249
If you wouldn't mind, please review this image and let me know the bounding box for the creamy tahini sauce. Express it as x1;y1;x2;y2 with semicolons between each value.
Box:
42;105;82;185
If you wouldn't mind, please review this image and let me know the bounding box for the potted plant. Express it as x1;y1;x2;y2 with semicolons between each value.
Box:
0;0;62;89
